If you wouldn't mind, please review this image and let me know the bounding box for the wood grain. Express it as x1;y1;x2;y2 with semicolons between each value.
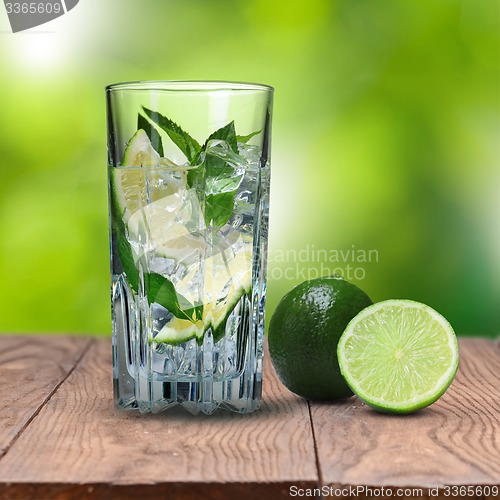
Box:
310;338;500;490
1;335;499;499
0;335;91;458
0;339;318;499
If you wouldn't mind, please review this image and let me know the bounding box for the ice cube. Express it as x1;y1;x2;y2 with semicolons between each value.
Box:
238;143;261;167
202;140;247;195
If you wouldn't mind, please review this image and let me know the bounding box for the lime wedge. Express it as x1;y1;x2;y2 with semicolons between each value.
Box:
122;129;160;167
113;130;160;222
337;300;459;414
206;240;253;340
112;129;184;223
154;317;205;345
154;240;252;344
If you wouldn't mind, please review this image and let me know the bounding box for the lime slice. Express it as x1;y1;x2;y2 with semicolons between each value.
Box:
113;130;160;222
154;240;252;344
206;240;253;340
337;299;459;414
112;130;184;223
154;317;204;345
122;129;160;167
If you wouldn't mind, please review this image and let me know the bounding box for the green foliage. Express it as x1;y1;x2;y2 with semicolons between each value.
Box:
201;121;238;156
145;273;203;323
187;121;244;229
142;107;201;163
236;130;262;144
137;114;164;157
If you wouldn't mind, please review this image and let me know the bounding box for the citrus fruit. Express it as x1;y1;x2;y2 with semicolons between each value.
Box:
268;276;373;401
112;129;183;223
337;299;459;414
122;129;160;167
113;129;161;222
154;240;252;344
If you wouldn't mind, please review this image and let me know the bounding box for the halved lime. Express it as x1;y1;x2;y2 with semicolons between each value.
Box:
337;299;459;414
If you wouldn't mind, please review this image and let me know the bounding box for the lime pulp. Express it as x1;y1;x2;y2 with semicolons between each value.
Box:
337;299;459;413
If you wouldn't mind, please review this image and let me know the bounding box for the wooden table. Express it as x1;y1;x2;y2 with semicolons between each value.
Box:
0;336;499;499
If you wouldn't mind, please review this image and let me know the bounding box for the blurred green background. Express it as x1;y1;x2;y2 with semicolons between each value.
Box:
0;0;498;337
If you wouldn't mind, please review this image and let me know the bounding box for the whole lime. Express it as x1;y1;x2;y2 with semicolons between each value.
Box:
268;276;373;401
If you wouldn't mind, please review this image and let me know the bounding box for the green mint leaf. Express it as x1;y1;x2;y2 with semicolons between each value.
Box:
206;191;237;229
204;147;244;192
138;113;164;157
192;121;238;164
109;176;139;291
186;302;204;322
202;150;243;229
236;129;262;144
145;273;203;323
114;228;203;322
142;107;201;163
115;227;139;291
205;121;238;153
190;143;245;230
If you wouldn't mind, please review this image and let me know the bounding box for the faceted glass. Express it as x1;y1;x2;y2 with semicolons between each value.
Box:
106;81;273;414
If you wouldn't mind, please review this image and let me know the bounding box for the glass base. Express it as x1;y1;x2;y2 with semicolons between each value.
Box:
112;275;265;415
114;376;263;415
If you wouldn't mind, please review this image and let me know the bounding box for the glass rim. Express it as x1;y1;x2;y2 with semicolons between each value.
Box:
106;80;274;93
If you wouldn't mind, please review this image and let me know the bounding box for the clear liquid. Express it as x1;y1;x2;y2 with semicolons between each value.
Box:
110;143;270;414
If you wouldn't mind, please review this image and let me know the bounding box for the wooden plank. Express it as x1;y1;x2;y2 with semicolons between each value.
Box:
0;335;91;458
0;339;318;499
310;338;500;492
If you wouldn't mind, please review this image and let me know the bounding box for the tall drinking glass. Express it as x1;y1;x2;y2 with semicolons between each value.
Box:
106;81;273;414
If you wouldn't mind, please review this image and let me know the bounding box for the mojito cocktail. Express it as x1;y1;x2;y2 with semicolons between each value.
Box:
107;81;273;414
